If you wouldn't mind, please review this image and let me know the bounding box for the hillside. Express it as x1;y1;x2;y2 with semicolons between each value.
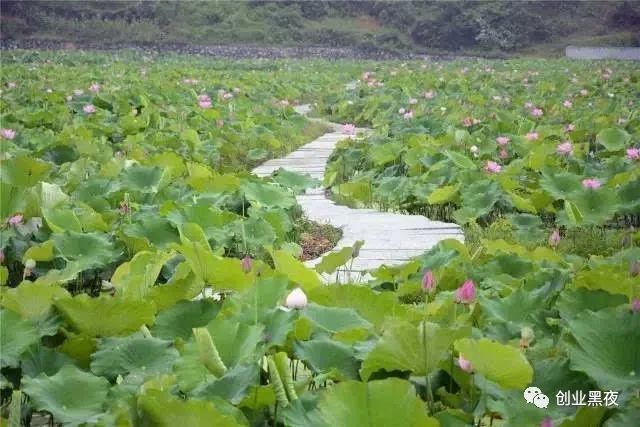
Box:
1;1;639;57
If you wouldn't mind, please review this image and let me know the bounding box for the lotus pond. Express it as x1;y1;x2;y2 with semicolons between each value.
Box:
1;50;639;426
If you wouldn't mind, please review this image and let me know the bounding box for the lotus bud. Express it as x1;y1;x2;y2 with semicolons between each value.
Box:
548;229;561;249
25;259;36;270
540;417;553;427
285;288;307;309
421;270;436;292
241;255;253;273
457;354;473;373
520;326;535;348
631;299;640;313
455;279;476;304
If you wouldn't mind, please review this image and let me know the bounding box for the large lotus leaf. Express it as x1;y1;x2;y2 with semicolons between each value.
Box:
289;378;439;427
0;183;26;219
556;289;628;320
459;180;501;219
242;181;295;208
42;207;83;233
167;204;237;243
110;250;174;299
0;155;52;187
0;309;41;367
454;338;533;390
596;127;630;151
369;142;402;166
540;171;582;200
21;343;76;377
571;263;636;299
195;362;260;405
152;299;220;340
480;287;545;335
138;390;245;427
55;294;156;337
121;217;180;249
52;231;121;270
90;335;179;379
36;182;70;209
334;181;373;205
315;246;354;275
294;338;359;379
427;184;459;205
302;303;372;334
361;320;469;381
225;276;289;324
566;190;619;226
22;365;109;426
121;165;165;193
270;249;321;291
0;281;70;319
271;169;320;193
238;216;277;250
147;262;205;311
566;308;640;392
444;150;476;169
205;317;263;368
309;285;421;328
617;178;640;213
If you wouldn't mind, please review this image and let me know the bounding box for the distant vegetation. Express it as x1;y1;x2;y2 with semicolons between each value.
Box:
1;1;639;56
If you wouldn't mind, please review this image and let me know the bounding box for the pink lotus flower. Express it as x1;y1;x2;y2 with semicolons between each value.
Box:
564;124;575;132
241;255;253;273
496;136;510;146
540;417;553;427
462;117;474;127
484;161;502;174
199;100;212;109
457;354;473;372
455;279;476;304
548;229;561;248
526;132;539;141
530;108;543;118
8;214;23;225
626;148;640;161
0;128;16;140
499;149;509;159
89;82;101;93
563;100;572;108
631;298;640;312
408;98;418;105
285;288;308;309
423;90;435;99
403;111;414;119
342;123;356;135
582;178;602;190
556;141;573;156
421;270;435;292
83;104;96;114
579;89;588;96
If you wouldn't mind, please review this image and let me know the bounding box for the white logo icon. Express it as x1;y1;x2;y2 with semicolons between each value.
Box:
524;386;549;408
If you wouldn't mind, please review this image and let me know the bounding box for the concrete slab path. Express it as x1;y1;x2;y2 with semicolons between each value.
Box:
253;105;463;282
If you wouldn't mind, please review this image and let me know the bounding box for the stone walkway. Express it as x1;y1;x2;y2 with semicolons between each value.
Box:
253;105;463;282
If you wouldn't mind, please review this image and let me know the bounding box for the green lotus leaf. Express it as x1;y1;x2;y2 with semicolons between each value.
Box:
361;320;469;381
21;343;76;377
238;216;277;251
147;262;205;311
287;378;440;427
0;155;52;187
1;281;70;319
0;309;41;367
567;189;619;226
572;263;636;299
309;285;421;328
617;178;640;214
480;287;546;337
195;362;260;405
52;231;121;270
90;335;179;379
294;338;359;379
152;299;220;340
557;289;628;320
138;390;246;427
37;182;70;209
242;181;296;208
566;308;640;392
121;165;166;193
204;317;264;368
110;250;174;299
315;246;354;275
271;249;321;291
596;127;630;151
121;217;181;249
454;338;533;390
540;171;582;200
302;303;372;335
0;183;25;219
459;180;501;219
444;150;476;169
22;365;109;426
427;184;459;205
177;242;253;291
247;148;268;161
369;143;402;166
55;294;156;337
271;169;320;193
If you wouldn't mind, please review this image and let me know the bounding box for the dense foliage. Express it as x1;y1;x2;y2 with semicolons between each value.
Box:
1;51;639;426
2;1;639;55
